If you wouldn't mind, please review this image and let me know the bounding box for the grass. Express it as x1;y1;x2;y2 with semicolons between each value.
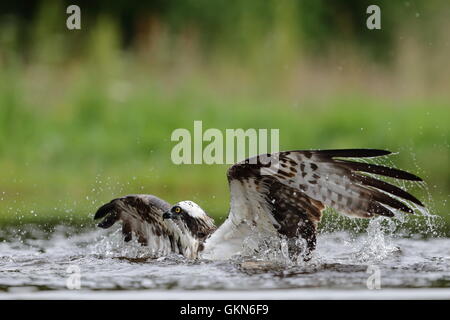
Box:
0;80;448;231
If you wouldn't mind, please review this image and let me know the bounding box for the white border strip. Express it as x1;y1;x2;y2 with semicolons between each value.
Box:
1;288;450;300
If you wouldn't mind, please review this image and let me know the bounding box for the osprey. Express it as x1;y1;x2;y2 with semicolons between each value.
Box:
94;149;424;260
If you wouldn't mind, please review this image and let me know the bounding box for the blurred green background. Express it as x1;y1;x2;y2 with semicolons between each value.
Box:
0;0;448;233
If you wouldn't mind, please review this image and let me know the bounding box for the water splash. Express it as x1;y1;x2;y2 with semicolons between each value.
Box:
352;217;399;262
1;224;449;294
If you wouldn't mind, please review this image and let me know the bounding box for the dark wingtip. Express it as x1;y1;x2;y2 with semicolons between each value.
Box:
390;170;423;182
97;212;118;229
314;149;392;158
368;202;395;217
405;173;423;182
353;174;424;207
314;149;423;181
338;160;423;181
414;198;425;207
94;201;116;220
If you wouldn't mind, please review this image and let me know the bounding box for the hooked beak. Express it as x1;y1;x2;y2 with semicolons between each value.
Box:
162;211;173;220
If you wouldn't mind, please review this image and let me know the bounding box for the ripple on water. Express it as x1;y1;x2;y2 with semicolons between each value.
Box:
0;222;449;293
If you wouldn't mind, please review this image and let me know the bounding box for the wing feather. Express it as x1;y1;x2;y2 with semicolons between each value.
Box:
203;149;424;260
351;173;424;206
94;194;199;258
310;149;392;158
334;159;422;181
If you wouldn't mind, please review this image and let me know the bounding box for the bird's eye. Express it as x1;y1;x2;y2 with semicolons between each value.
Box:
175;207;181;213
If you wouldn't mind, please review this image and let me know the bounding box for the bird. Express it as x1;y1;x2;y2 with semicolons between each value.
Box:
94;149;424;261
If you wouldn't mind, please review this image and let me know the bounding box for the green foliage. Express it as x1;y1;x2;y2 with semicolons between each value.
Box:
0;1;448;233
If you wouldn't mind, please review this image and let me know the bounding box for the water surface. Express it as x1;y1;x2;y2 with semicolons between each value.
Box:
0;219;449;299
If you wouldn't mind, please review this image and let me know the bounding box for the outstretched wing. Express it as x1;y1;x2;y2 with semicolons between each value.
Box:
94;194;198;258
202;149;423;260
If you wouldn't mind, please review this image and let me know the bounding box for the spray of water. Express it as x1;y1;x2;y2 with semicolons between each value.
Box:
316;153;445;265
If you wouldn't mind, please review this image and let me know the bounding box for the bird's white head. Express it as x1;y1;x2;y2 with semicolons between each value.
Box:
162;200;216;240
162;200;209;220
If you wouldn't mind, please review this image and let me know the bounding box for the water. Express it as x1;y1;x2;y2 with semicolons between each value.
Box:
0;218;449;299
